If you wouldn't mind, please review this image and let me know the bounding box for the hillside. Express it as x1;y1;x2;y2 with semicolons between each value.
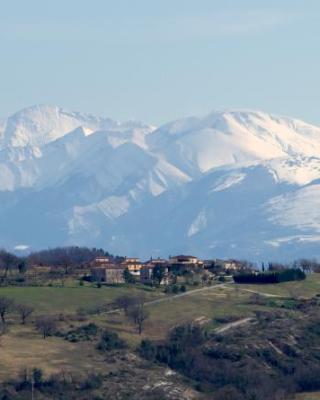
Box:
0;273;319;399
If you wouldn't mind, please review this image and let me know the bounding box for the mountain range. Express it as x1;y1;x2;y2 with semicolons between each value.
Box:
1;104;320;261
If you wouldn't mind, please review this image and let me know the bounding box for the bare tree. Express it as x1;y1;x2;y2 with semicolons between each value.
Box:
0;296;14;324
114;294;138;316
127;296;149;334
35;316;57;339
294;258;317;275
16;304;34;324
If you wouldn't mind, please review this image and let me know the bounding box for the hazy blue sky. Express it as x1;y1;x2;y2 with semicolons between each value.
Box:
1;0;319;125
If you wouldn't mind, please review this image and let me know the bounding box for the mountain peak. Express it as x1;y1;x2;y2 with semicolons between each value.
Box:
147;108;320;175
0;105;155;149
0;104;112;148
1;105;320;260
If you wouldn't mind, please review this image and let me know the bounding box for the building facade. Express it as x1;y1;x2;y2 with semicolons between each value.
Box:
91;265;125;284
169;255;204;272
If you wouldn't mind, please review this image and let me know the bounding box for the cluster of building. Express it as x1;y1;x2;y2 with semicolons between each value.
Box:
90;255;242;285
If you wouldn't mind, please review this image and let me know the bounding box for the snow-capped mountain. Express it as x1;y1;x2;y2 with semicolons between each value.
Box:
1;105;320;261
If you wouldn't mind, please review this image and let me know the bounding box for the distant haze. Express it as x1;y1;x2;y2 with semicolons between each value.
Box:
0;1;320;125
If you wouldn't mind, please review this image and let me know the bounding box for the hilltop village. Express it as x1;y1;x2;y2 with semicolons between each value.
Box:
90;255;242;286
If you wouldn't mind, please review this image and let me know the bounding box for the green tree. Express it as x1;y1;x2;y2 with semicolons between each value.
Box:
123;268;135;284
152;265;165;286
17;260;28;275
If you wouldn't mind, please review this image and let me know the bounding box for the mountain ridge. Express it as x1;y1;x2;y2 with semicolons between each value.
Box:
1;105;320;260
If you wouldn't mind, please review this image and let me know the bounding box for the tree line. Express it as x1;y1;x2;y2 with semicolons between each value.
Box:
233;268;306;284
0;246;122;279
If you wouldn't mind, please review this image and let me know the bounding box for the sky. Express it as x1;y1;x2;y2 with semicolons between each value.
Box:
0;0;319;125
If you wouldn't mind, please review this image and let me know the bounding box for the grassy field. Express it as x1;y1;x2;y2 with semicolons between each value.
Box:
0;324;107;380
0;275;319;382
100;284;251;344
0;284;162;313
0;283;255;378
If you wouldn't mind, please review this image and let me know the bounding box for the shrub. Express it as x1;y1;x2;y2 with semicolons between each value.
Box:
172;285;180;294
139;340;157;361
81;373;103;390
214;315;242;324
97;330;126;351
32;368;43;388
65;323;98;342
294;365;320;391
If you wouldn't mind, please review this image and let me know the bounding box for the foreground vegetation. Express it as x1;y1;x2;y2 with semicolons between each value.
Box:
0;247;320;399
0;273;319;399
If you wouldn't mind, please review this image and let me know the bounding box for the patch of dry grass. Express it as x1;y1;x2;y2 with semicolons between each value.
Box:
296;392;320;400
0;324;106;380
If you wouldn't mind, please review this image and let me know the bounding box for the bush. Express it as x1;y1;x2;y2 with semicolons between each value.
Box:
65;323;98;342
214;315;242;324
81;373;103;390
172;285;180;294
97;330;126;351
139;340;157;361
294;365;320;391
32;368;43;388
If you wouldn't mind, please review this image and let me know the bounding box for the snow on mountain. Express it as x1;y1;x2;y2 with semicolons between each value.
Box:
1;105;320;260
0;106;154;191
94;162;320;260
147;110;320;176
0;104;106;148
267;184;320;232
